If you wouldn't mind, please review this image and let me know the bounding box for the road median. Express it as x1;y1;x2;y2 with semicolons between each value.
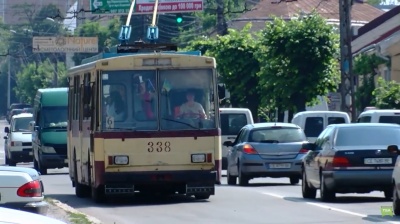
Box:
45;197;102;224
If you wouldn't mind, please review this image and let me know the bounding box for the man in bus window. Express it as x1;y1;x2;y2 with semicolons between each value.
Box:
136;76;155;120
178;91;206;119
106;91;126;121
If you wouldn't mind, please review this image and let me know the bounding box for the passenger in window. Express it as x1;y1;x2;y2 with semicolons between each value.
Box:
178;91;206;119
106;91;125;121
138;79;155;119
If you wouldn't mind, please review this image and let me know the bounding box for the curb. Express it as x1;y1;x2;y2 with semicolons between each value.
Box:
49;199;102;224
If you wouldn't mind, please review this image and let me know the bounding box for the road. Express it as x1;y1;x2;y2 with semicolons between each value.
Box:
1;119;400;224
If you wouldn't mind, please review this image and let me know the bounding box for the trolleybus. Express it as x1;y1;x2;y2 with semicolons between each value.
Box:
67;43;221;202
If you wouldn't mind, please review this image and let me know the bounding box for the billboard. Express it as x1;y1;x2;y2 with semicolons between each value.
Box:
32;37;98;53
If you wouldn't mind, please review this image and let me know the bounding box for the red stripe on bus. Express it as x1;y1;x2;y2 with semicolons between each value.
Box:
94;161;105;187
93;129;220;139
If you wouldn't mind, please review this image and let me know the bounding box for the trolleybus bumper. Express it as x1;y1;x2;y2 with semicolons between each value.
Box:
103;170;216;196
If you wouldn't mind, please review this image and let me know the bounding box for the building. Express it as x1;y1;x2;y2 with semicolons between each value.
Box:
218;0;384;34
1;0;75;25
352;6;400;82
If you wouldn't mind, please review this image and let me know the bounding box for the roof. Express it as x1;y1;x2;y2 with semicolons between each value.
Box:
359;109;400;115
294;111;349;116
37;88;68;93
13;113;33;119
247;122;300;129
225;0;384;32
36;88;68;107
327;123;400;128
220;108;251;112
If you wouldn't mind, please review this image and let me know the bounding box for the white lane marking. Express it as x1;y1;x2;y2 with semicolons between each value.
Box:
261;192;400;224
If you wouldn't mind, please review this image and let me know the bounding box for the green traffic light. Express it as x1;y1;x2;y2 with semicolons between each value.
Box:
176;14;183;23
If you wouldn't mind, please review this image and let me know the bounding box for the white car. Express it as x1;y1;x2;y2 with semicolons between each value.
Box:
0;207;66;224
4;113;34;166
0;166;48;214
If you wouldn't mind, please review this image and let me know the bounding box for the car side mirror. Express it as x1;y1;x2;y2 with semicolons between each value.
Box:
387;145;399;154
302;142;317;151
223;141;233;147
3;136;7;139
4;127;9;133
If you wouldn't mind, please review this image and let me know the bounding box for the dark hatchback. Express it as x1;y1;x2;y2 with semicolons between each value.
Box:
302;123;400;202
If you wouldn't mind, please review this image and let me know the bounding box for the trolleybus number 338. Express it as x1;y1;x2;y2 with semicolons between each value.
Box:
147;141;172;152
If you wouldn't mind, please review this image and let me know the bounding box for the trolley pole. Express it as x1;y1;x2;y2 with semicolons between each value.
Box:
339;0;356;121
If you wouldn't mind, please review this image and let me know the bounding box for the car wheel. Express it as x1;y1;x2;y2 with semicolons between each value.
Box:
302;170;316;199
91;185;106;203
227;169;237;185
74;153;89;198
290;177;299;185
384;188;392;201
320;175;335;202
393;184;400;216
238;165;249;186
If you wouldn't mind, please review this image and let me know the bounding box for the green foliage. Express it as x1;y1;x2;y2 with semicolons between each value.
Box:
373;77;400;109
353;54;386;111
256;13;340;113
186;23;261;119
14;59;67;104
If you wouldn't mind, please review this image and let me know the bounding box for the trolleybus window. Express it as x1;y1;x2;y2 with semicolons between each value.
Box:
159;69;216;130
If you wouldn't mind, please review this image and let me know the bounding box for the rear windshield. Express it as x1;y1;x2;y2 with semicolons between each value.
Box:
304;117;323;137
12;117;33;132
336;126;400;146
220;113;248;135
379;116;400;125
250;127;306;143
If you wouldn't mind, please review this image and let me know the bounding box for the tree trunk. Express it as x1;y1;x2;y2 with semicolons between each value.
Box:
277;109;285;122
288;110;294;122
216;0;228;35
293;94;306;113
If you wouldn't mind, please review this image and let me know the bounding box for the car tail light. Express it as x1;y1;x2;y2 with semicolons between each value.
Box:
299;148;309;154
332;156;350;167
206;153;212;163
243;144;258;154
17;180;42;197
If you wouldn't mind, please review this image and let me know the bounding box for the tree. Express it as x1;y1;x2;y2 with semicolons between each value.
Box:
373;77;400;109
186;23;261;120
256;13;340;115
14;59;67;104
353;54;387;112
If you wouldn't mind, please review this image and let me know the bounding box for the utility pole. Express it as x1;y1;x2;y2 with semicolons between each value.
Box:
216;0;227;35
339;0;356;121
7;54;11;108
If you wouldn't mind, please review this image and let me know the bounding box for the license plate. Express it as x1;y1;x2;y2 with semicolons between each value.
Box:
269;163;291;169
364;158;392;165
64;159;68;164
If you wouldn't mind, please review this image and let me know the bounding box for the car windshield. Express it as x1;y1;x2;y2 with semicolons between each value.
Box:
12;117;33;132
41;106;68;128
101;70;217;131
378;116;400;125
250;127;306;143
335;126;400;146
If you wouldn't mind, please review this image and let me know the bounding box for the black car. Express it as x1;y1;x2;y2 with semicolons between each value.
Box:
302;123;400;202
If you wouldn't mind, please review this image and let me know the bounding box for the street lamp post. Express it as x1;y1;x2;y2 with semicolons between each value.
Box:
7;54;10;108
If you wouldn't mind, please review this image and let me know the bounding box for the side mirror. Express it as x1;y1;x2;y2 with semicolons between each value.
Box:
223;141;233;147
4;127;9;133
302;142;317;151
3;136;7;139
387;145;399;154
218;84;226;99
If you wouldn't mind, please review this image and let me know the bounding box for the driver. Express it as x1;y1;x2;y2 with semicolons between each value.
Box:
178;91;206;119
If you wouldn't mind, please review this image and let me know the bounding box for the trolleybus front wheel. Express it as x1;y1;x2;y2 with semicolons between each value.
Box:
91;185;106;203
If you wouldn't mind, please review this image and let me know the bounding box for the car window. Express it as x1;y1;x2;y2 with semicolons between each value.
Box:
304;117;323;137
378;116;400;125
12;117;33;132
328;117;346;125
335;126;400;146
220;113;248;135
233;128;246;145
357;116;371;123
249;127;306;143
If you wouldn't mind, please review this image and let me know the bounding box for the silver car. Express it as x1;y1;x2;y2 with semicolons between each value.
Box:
224;122;310;186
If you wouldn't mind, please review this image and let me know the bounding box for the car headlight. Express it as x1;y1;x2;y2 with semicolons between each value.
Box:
191;154;206;163
114;156;129;165
41;146;56;153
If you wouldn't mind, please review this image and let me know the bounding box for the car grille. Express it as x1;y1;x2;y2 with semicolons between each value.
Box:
46;143;67;156
22;142;32;146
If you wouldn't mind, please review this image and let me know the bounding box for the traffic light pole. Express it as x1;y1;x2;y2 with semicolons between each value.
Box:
339;0;356;121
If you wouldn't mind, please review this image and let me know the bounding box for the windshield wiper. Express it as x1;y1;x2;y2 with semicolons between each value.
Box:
162;118;200;130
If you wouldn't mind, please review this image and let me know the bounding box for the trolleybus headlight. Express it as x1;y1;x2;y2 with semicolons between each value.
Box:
191;154;206;163
114;155;129;165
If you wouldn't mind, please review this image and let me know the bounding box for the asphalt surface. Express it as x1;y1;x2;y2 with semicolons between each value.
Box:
1;119;400;224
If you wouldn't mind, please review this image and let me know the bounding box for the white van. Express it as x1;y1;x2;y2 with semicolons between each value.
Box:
291;111;350;143
357;109;400;124
220;108;254;169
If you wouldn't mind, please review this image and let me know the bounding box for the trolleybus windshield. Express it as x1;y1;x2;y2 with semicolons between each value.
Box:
101;69;217;131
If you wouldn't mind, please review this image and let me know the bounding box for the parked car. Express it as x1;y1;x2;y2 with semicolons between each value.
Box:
0;207;66;224
0;166;47;214
224;122;310;186
4;113;34;166
302;123;400;202
357;109;400;124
